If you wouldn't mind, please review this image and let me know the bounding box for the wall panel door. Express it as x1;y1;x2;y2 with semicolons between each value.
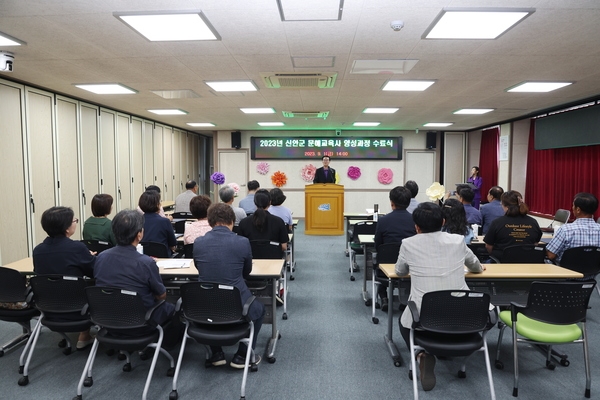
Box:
173;129;183;194
116;113;132;211
143;120;154;189
25;88;56;246
56;96;83;238
153;125;164;195
0;82;29;263
443;132;466;190
162;126;173;200
131;118;144;205
405;150;436;204
79;103;100;217
100;109;117;217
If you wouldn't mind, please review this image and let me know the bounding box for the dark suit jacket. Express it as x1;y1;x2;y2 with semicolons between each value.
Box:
313;167;336;184
193;226;264;321
374;209;416;249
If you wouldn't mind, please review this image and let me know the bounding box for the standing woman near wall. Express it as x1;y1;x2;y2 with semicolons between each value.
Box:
467;166;482;209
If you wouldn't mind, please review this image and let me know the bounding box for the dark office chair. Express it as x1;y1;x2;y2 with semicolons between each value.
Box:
0;267;39;357
140;241;171;258
18;275;93;386
370;242;402;324
172;212;193;219
80;239;113;254
491;243;547;264
249;239;283;260
170;282;257;400
348;221;377;281
408;290;496;400
560;246;600;295
541;209;570;233
183;243;194;259
495;281;596;398
74;286;175;400
173;220;187;234
467;242;492;264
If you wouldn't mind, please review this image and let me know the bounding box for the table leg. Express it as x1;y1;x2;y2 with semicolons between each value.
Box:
384;276;402;367
266;276;279;363
361;244;370;302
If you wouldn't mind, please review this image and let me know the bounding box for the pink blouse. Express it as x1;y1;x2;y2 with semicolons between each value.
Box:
183;219;212;245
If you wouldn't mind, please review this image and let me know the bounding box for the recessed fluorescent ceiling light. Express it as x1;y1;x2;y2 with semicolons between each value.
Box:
148;109;188;115
0;31;25;46
507;82;572;93
75;83;137;94
454;108;494;114
115;11;220;41
363;108;399;114
353;122;381;127
258;122;284;127
187;122;215;127
424;122;453;127
206;81;257;92
240;108;275;114
423;8;535;39
383;80;435;91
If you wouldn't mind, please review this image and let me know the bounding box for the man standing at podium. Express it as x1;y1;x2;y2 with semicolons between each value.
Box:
313;156;337;184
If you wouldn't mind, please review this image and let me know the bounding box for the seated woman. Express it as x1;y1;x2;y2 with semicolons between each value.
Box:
136;185;172;221
32;206;96;348
238;189;289;256
268;188;293;232
183;195;212;245
483;190;542;260
82;194;116;246
441;198;474;244
138;190;177;257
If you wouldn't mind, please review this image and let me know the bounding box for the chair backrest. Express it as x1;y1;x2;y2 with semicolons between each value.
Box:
559;246;600;276
500;243;546;263
375;242;401;265
467;242;492;263
85;286;151;330
521;281;596;325
553;209;570;225
173;220;187;234
172;212;193;219
351;221;377;241
140;241;170;258
0;267;29;302
250;239;283;259
81;239;113;254
418;290;490;334
30;275;91;314
183;243;194;258
180;282;245;325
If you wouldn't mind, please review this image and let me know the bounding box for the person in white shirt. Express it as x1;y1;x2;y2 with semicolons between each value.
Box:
239;180;260;215
174;180;198;213
405;180;420;214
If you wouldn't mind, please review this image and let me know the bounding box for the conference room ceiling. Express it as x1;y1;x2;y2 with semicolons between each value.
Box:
1;0;600;133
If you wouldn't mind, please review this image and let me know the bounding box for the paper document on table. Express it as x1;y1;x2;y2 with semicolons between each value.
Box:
157;260;189;269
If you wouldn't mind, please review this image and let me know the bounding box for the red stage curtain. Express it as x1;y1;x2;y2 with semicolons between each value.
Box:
477;127;499;203
525;119;600;219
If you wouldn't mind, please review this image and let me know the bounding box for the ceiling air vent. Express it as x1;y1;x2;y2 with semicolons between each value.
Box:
261;72;337;89
282;111;329;119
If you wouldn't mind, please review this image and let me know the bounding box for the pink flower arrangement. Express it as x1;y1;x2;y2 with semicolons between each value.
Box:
256;162;270;175
347;166;361;180
301;164;316;182
377;168;393;185
227;182;240;197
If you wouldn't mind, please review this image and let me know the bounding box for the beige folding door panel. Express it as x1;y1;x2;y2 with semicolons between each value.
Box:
116;113;132;212
0;82;29;263
25;88;57;247
153;125;165;197
405;150;436;204
131;118;145;206
55;96;83;238
100;109;118;216
187;133;195;182
172;129;185;195
79;103;101;218
444;132;466;191
162;126;174;201
143;120;154;190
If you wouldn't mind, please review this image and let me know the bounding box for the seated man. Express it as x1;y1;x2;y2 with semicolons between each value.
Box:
374;186;416;310
480;186;504;235
193;203;265;368
459;187;482;226
405;180;420;214
174;180;198;213
396;202;483;392
239;180;260;215
94;209;180;347
218;186;246;226
547;192;600;264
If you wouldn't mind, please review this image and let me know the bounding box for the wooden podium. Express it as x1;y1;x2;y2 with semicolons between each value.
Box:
305;184;344;235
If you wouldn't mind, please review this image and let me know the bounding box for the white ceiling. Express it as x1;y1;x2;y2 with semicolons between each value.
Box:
1;0;600;133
